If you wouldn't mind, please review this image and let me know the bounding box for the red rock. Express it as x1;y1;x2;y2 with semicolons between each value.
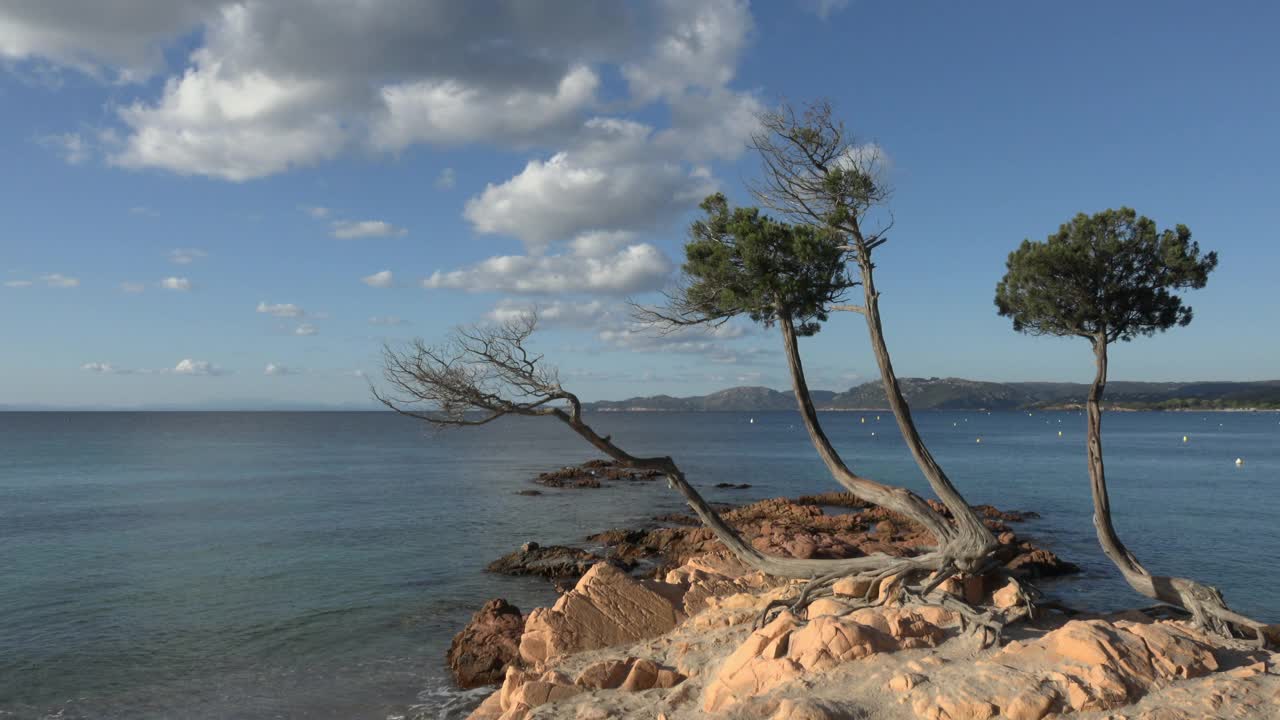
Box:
448;598;525;689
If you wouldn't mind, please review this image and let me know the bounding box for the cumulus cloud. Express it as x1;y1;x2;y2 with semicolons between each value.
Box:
0;1;223;79
361;270;395;288
81;362;126;374
170;358;225;376
257;301;304;318
486;299;611;328
372;65;598;150
332;219;407;239
169;248;207;265
4;279;34;288
598;321;749;357
264;362;299;376
464;118;717;251
294;323;318;336
9;1;764;183
159;276;191;291
303;205;330;219
622;0;753;103
423;237;673;295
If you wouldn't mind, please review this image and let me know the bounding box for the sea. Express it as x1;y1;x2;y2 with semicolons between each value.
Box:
2;410;1277;719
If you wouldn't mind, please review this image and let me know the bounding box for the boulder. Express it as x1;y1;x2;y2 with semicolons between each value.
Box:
574;657;685;692
448;598;525;689
519;563;684;665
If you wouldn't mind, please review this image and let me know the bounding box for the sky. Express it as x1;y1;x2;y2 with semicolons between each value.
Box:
1;1;1278;409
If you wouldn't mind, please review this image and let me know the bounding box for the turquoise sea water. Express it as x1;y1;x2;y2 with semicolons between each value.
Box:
2;410;1277;719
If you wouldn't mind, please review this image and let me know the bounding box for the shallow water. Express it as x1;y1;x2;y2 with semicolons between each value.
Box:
1;410;1277;718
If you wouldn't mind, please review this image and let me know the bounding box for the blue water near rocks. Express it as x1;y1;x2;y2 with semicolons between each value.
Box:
2;410;1277;719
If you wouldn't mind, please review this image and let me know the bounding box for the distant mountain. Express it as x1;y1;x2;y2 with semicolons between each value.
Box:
585;378;1280;412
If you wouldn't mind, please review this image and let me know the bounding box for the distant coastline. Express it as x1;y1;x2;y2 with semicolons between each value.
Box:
584;377;1280;413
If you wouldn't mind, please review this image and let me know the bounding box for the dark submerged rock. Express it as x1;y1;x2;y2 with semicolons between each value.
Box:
532;459;663;489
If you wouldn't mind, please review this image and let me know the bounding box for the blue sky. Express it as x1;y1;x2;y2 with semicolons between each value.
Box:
2;1;1277;409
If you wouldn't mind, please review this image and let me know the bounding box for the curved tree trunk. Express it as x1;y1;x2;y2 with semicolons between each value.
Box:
549;403;947;581
779;316;955;546
858;264;997;571
1087;336;1269;644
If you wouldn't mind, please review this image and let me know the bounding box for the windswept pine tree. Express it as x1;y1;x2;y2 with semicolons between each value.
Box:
996;208;1268;645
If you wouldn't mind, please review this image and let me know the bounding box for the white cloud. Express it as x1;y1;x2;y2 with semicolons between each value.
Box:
9;1;765;189
622;0;753;103
424;239;673;295
169;248;207;265
81;362;124;374
368;315;406;326
170;358;225;376
332;220;407;239
256;301;304;318
600;320;747;352
159;276;191;291
294;323;318;336
372;65;598;150
4;280;33;288
38;132;89;164
303;205;330;219
487;299;610;328
40;273;80;288
264;362;300;376
464;118;717;251
120;282;146;294
435;167;456;189
361;270;394;288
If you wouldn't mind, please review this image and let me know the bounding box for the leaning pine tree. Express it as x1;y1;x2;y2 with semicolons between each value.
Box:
995;207;1271;646
641;192;1012;625
743;100;1000;593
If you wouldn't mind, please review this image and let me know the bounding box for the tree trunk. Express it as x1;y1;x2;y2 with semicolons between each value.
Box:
551;406;948;581
858;263;996;571
1087;336;1269;644
779;316;954;545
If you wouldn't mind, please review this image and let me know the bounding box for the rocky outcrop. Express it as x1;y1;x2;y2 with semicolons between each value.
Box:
486;544;623;583
702;607;949;713
574;657;685;691
448;598;526;689
909;618;1224;719
519;563;685;665
532;459;662;488
584;495;1076;580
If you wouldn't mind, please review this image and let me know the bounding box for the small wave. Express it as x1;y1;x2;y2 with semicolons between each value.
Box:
389;679;492;720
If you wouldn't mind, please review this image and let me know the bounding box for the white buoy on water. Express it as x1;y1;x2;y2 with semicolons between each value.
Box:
749;418;755;424
1182;435;1188;443
976;437;982;444
1236;458;1244;466
1058;431;1063;437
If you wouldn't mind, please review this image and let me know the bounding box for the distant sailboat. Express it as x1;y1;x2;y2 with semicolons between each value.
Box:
749;418;755;424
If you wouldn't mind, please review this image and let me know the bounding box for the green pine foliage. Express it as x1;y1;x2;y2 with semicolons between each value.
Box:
994;208;1218;343
676;193;853;336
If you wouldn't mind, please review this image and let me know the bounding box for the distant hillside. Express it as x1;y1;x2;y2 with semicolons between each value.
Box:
585;378;1280;412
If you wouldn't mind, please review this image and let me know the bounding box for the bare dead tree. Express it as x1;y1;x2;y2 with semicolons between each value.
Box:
378;316;1016;642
